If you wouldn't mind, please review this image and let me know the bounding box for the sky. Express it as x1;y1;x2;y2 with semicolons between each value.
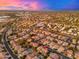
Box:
0;0;79;10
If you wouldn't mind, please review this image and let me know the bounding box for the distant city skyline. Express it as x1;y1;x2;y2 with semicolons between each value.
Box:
0;0;79;10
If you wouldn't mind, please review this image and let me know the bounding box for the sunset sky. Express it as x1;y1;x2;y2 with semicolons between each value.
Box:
0;0;79;10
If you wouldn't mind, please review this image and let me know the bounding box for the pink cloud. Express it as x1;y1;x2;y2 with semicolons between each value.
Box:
0;0;44;10
21;2;41;10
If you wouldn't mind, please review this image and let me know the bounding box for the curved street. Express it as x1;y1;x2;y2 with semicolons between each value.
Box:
2;27;19;59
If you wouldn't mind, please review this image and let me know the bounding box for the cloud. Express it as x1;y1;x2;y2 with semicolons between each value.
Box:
0;0;43;10
22;2;41;10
